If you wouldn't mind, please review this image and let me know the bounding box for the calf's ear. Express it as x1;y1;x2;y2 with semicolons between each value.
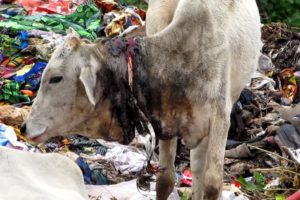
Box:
66;27;80;37
80;66;98;106
64;36;80;50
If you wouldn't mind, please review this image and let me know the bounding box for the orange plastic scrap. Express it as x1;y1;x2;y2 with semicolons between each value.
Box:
133;7;146;20
62;138;71;145
95;0;119;13
20;89;33;97
280;68;297;103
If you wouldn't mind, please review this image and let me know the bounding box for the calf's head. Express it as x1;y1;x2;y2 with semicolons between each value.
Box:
21;33;124;143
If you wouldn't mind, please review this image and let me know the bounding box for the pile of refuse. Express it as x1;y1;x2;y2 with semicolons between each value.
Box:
224;23;300;200
0;0;145;105
0;0;165;199
2;0;300;199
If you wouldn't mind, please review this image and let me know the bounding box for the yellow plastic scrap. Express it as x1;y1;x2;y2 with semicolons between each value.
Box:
105;19;123;37
15;63;34;76
13;127;38;148
37;143;47;153
14;127;27;142
63;145;70;152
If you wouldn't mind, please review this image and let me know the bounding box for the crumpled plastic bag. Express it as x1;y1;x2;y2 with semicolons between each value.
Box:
221;191;249;200
249;72;276;91
287;148;300;164
0;123;27;150
104;145;147;174
258;54;274;76
86;179;180;200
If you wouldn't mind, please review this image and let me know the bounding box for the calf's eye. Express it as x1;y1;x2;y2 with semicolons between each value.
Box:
49;76;63;84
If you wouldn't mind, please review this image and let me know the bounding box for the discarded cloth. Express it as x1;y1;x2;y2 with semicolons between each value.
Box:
274;123;300;163
0;80;30;104
0;31;28;59
67;135;108;155
90;168;109;185
275;124;300;150
76;157;92;184
17;0;77;15
0;4;101;40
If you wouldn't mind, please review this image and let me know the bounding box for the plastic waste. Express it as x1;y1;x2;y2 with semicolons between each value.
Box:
0;123;27;150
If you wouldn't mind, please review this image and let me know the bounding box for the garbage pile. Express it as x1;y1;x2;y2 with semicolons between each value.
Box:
0;0;159;199
0;0;146;105
2;0;300;198
224;23;300;200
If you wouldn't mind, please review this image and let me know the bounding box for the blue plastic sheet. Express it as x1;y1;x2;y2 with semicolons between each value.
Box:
75;157;92;184
13;61;47;90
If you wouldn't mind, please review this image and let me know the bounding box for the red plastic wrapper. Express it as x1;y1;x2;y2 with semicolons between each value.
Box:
134;8;146;20
17;0;76;15
95;0;119;13
232;179;241;188
180;168;192;186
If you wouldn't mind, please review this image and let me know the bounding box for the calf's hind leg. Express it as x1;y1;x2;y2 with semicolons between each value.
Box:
191;110;230;200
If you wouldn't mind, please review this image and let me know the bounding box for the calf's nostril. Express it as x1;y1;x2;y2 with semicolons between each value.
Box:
20;123;27;135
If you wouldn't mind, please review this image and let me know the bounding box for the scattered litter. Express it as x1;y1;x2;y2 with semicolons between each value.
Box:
2;1;300;200
86;179;180;200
